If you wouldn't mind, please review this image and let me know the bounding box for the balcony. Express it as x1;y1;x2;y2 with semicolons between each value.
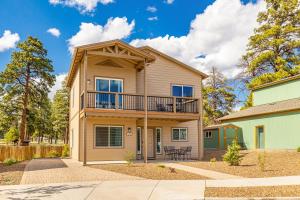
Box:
81;91;199;120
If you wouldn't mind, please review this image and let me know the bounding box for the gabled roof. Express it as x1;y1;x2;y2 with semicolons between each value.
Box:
252;74;300;91
66;39;155;87
219;98;300;121
139;46;208;79
204;124;239;130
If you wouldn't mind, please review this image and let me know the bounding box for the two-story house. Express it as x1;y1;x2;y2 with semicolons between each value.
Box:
66;40;208;164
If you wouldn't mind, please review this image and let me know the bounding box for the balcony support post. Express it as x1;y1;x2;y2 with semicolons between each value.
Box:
115;93;119;110
198;81;204;160
173;97;177;113
143;60;148;163
83;51;88;165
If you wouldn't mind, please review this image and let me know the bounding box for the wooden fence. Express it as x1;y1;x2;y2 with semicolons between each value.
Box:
0;145;64;162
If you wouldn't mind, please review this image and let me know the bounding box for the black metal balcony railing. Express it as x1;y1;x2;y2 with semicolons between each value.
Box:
83;91;199;113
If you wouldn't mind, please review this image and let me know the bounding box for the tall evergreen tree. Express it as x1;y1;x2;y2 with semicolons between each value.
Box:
0;37;55;145
241;0;300;107
52;78;69;144
203;67;236;126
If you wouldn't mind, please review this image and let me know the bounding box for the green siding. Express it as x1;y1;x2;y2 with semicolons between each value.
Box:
225;111;300;149
253;79;300;106
204;129;219;149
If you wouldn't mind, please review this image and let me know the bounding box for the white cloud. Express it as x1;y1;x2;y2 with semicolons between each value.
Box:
148;16;158;21
0;30;20;52
49;73;67;100
146;6;157;13
68;17;135;53
131;0;265;78
164;0;174;4
47;28;61;37
49;0;114;14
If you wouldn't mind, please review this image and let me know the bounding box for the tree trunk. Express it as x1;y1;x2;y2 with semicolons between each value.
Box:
19;66;30;146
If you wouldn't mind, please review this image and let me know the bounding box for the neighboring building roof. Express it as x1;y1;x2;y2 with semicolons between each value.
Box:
203;124;239;130
139;46;208;79
252;74;300;91
219;97;300;121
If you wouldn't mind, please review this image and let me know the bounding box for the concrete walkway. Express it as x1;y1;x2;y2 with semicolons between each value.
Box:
162;163;242;179
0;180;206;200
21;158;142;184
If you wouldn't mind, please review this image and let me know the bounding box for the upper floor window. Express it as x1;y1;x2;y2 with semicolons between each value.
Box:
95;77;123;93
172;85;193;97
205;131;212;138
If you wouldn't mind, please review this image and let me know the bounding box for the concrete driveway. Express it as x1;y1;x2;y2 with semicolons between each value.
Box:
0;180;206;200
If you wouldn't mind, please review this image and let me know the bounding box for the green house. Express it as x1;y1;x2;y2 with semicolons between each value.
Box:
216;75;300;150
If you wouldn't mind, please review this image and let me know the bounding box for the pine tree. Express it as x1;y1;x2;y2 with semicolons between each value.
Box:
0;37;55;145
203;67;236;126
52;78;70;144
241;0;300;107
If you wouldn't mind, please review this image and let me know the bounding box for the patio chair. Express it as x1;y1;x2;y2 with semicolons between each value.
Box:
178;147;188;160
156;103;166;112
163;146;175;160
186;146;192;160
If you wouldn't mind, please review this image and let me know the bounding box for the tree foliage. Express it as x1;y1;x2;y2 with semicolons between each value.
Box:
203;67;236;126
241;0;300;107
0;37;55;145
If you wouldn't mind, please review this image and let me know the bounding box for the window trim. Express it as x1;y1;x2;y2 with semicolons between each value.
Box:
95;77;124;93
171;84;194;97
137;127;142;154
171;127;188;142
94;125;124;148
155;127;162;154
204;131;213;139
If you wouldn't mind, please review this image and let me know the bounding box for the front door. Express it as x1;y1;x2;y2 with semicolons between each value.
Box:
256;126;265;149
147;129;154;158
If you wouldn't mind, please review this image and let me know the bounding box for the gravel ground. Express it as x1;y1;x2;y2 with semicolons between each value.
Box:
91;163;208;180
205;185;300;197
0;161;28;185
182;150;300;178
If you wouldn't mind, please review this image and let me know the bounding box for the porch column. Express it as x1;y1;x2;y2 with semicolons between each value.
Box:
83;51;88;166
198;79;204;160
143;60;148;163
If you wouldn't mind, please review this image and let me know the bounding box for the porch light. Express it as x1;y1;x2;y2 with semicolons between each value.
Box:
87;79;91;85
127;127;132;136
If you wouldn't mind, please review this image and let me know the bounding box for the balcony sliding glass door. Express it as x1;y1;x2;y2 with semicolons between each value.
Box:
95;78;123;109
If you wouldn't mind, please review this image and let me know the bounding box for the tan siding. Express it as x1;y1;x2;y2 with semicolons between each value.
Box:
138;52;202;98
85;117;137;161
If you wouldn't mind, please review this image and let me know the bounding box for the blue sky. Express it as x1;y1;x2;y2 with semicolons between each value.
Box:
0;0;263;103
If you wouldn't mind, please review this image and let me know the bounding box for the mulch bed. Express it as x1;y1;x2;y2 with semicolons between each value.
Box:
90;163;208;180
205;185;300;197
182;150;300;178
0;161;28;185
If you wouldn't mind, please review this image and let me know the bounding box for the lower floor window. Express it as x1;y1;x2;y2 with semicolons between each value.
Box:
95;126;123;147
172;128;188;141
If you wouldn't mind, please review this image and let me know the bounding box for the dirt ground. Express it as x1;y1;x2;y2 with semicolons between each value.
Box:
205;185;300;197
90;163;208;180
0;161;28;185
182;150;300;178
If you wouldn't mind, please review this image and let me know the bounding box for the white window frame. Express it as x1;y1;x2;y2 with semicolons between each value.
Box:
137;127;142;154
94;125;124;148
205;131;212;139
171;84;194;97
156;127;162;154
95;77;124;109
171;128;188;142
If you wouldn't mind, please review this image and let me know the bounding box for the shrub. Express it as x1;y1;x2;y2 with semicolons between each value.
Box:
158;164;165;168
47;150;61;158
223;139;243;166
297;147;300;152
210;157;217;166
258;152;266;172
33;154;41;159
4;127;19;144
124;151;135;166
169;167;176;173
62;144;70;158
3;158;17;166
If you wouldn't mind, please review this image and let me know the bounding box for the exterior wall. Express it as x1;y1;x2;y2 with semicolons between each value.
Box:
85;117;137;161
253;79;300;106
224;111;300;150
204;129;219;149
137;52;202;98
139;120;200;159
85;56;137;93
69;67;80;160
